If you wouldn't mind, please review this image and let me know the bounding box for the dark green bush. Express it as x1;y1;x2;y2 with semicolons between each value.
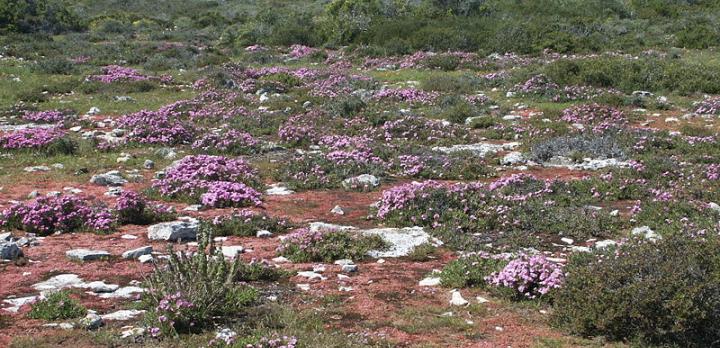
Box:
28;290;86;320
554;234;720;347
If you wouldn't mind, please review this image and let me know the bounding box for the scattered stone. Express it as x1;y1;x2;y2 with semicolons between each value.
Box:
341;174;380;190
33;274;84;292
24;166;50;172
80;313;103;330
476;296;490;304
183;204;202;212
272;256;289;263
432;142;520;158
309;222;356;232
122;246;153;259
256;230;273;238
121;234;138;240
121;326;146;338
545;156;630;171
2;295;38;313
631;226;661;241
97;286;144;299
77;281;119;293
708;202;720;213
147;217;199;241
595;240;617;249
66;249;110;261
138;254;154;263
419;277;441;287
265;183;294;195
296;284;310;291
0;242;22;260
105;187;123;197
330;205;345;215
450;290;469;306
297;271;326;280
154;147;177;159
101;309;145;321
221;246;244;258
214;328;237;345
334;259;354;266
560;237;574;245
341;264;358;273
90;170;127;186
502;151;525;165
362;227;441;258
143;160;155;169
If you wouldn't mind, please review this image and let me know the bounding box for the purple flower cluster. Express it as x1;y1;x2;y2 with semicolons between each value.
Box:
153;155;261;207
376;181;443;218
0;127;66;149
485;254;565;298
561;104;627;133
21;110;67;123
150;291;196;337
288;44;316;58
694;97;720;115
276;228;324;255
0;195;113;235
192;128;258;154
118;109;193;145
373;87;439;105
707;164;720;181
89;65;149;83
200;181;262;208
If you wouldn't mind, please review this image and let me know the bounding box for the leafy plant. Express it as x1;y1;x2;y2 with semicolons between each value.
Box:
28;291;86;321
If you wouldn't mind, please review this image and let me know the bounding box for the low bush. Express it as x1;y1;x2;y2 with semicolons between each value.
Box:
439;253;507;288
208;210;292;237
276;228;386;262
553;234;720;346
28;291;86;321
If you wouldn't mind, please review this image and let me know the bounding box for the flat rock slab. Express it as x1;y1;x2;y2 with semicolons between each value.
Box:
362;226;440;258
101;309;146;321
221;246;244;258
66;249;110;261
122;246;153;259
2;295;38;313
147;217;199;241
97;286;144;299
32;274;84;292
432;142;520;157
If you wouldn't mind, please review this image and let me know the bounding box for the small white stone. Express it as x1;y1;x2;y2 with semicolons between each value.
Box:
450;290;468;306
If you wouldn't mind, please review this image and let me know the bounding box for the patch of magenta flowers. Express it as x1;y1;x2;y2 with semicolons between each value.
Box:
148;292;196;338
89;65;149;83
21;110;68;123
561;103;627;133
0;195;113;235
116;190;176;225
485;254;565;299
0;127;66;149
152;155;262;208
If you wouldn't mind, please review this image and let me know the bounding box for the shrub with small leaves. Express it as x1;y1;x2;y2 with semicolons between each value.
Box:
209;210;292;237
28;291;86;321
277;228;386;263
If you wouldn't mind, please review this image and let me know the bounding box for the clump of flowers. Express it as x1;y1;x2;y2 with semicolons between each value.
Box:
694;97;720;115
277;228;385;262
373;87;439;105
21;110;68;123
89;65;149;83
152;155;261;207
376;180;444;219
485;254;565;299
116;191;176;225
210;210;291;237
561;104;627;133
288;44;316;59
191;128;258;155
148;292;197;337
248;334;298;348
0;195;114;235
118;109;193;145
200;181;262;208
0;127;67;150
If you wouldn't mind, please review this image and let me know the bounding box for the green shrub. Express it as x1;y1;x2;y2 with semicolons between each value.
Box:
28;290;86;321
439;254;507;289
143;226;259;337
277;228;387;263
207;212;293;237
406;243;438;262
553;234;720;346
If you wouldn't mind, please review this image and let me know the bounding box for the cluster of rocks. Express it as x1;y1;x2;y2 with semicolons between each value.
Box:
0;232;39;260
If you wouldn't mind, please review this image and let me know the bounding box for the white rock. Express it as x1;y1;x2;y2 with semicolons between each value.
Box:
560;237;574;245
450;290;469;306
97;286;144;299
708;202;720;213
433;142;520;158
138;254;154;263
595;240;617;249
631;226;661;241
121;327;146;338
419;277;441;287
476;296;489;303
256;230;273;238
341;174;380;190
80;313;103;330
502;151;525;165
77;281;119;293
362;226;441;258
33;274;84;292
297;271;326;280
221;246;244;258
2;295;38;313
330;205;345;215
265;183;294;195
341;264;358;273
89;171;127;186
101;309;145;321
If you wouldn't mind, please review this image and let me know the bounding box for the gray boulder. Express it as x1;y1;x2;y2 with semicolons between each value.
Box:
90;170;127;186
342;174;380;190
121;246;153;259
66;249;110;261
147;217;199;241
0;242;22;260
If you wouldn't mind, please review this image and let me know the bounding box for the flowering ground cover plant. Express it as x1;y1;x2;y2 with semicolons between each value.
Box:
152;155;262;207
0;195;113;235
5;6;720;346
